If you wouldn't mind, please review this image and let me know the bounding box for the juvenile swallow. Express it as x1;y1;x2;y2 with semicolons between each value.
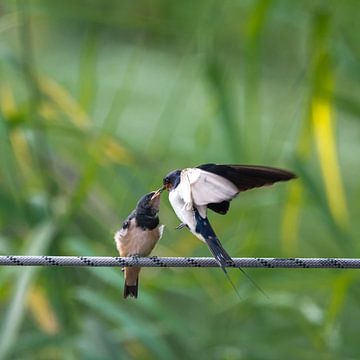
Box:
114;191;164;299
159;163;296;273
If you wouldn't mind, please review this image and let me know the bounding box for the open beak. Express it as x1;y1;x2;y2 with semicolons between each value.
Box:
150;186;165;201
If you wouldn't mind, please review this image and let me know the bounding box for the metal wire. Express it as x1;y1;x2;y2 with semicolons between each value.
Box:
0;256;360;268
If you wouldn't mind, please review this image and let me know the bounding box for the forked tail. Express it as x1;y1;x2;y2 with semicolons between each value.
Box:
124;278;139;299
194;208;267;298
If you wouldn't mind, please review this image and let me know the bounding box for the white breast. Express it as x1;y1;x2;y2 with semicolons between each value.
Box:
169;185;207;242
169;187;195;229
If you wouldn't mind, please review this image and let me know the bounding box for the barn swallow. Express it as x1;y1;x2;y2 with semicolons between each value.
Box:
114;191;164;299
159;163;296;274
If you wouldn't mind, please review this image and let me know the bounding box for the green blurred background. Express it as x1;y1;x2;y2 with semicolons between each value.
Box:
0;0;359;359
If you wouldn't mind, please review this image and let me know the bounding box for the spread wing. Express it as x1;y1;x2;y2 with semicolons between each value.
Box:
193;164;296;214
183;168;239;207
197;163;296;191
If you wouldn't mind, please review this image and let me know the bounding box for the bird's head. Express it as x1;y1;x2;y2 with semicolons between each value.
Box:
136;191;162;217
162;169;181;191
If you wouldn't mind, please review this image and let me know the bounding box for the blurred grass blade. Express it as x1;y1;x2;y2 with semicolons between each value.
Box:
245;0;272;42
206;55;240;160
280;105;311;255
98;134;132;165
292;157;350;252
243;0;272;160
10;128;35;185
102;47;141;131
0;83;17;118
0;12;19;34
281;181;303;255
324;273;354;332
39;75;132;165
311;97;349;228
334;93;360;121
0;96;27;217
307;11;349;231
0;221;57;360
76;288;176;360
27;286;60;335
78;27;98;113
39;76;90;128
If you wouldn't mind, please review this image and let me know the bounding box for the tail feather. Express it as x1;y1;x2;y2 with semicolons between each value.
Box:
194;208;268;298
194;208;233;270
205;237;233;271
124;278;138;299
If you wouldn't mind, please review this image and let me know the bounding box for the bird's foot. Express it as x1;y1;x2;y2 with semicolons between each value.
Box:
175;223;187;230
128;254;140;265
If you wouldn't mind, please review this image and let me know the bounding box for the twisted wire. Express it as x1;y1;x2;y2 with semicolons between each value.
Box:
0;256;359;269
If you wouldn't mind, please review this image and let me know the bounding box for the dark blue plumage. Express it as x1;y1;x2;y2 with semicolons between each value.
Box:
194;208;233;271
163;169;181;190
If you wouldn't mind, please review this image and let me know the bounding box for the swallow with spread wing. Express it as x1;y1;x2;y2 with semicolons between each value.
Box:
114;191;164;299
156;163;296;273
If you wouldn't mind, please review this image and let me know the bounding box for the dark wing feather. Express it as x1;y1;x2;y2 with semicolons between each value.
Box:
207;201;230;215
121;211;135;229
197;163;296;214
197;163;296;192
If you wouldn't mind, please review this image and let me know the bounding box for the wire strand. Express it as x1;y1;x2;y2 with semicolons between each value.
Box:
0;256;359;268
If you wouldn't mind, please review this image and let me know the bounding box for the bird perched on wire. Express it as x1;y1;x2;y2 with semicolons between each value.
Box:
156;163;296;275
114;191;164;299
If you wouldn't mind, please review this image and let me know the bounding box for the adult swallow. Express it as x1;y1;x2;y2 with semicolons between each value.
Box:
160;163;296;273
114;191;164;299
